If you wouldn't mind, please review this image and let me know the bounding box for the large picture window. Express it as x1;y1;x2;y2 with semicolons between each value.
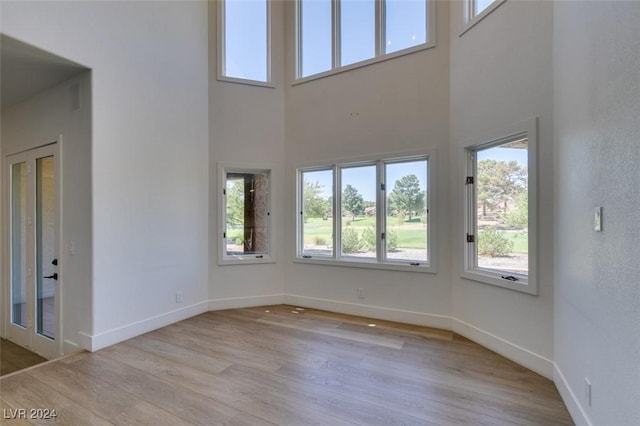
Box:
219;165;273;265
297;154;433;272
296;0;436;80
463;118;537;294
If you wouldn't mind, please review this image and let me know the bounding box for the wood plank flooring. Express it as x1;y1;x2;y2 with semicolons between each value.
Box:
0;305;573;425
0;339;47;377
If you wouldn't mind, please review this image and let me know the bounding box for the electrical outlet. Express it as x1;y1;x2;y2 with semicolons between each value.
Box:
175;291;183;303
585;378;592;407
357;287;365;299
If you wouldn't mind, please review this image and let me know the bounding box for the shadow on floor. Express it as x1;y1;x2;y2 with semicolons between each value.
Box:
1;339;47;376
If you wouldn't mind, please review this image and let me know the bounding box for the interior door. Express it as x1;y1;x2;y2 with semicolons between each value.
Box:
5;143;60;359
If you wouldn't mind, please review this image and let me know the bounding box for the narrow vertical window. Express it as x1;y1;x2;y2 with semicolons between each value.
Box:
385;159;428;263
300;0;333;78
340;0;376;66
340;165;377;259
463;118;537;294
220;167;273;264
300;169;334;257
220;0;269;83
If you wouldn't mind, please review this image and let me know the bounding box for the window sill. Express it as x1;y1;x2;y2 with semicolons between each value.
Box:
460;0;507;37
219;256;276;266
293;256;435;274
217;75;276;89
461;269;537;295
292;42;436;86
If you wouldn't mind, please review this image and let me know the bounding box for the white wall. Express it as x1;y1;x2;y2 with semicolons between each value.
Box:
1;0;210;350
282;1;452;325
553;2;640;425
2;72;92;354
449;0;555;377
208;1;286;305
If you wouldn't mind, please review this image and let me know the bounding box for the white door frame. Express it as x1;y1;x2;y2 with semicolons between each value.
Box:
3;142;61;359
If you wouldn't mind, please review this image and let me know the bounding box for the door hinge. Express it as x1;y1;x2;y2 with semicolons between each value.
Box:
223;188;226;195
466;234;475;243
381;232;386;240
466;176;474;185
223;232;226;238
381;183;386;191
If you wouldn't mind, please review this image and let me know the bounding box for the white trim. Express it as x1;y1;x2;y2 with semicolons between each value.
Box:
284;294;453;330
293;0;436;85
217;0;273;87
452;317;553;379
83;301;210;352
295;149;436;273
553;363;593;426
218;162;275;266
208;294;285;311
460;0;507;37
462;117;538;295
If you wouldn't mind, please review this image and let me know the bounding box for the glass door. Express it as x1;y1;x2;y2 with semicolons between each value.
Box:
5;144;59;359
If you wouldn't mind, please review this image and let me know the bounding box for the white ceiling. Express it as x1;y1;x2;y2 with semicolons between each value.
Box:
1;35;88;109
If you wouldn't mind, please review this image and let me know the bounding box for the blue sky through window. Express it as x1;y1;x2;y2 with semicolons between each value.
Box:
224;0;267;82
340;0;375;66
385;0;427;54
301;0;332;77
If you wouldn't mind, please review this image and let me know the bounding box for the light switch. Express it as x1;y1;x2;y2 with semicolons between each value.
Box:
594;207;602;232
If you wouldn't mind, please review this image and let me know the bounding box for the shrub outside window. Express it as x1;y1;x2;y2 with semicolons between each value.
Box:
297;153;434;272
463;118;537;294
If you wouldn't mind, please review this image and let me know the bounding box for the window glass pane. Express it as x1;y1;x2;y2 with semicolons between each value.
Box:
224;0;268;82
301;169;334;256
475;0;495;16
225;172;270;256
341;165;376;258
11;162;27;328
301;0;332;77
385;0;427;54
475;139;528;276
385;160;428;262
340;0;375;66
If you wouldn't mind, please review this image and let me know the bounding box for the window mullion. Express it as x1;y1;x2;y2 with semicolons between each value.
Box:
377;161;385;262
376;0;384;57
334;165;341;259
333;0;341;69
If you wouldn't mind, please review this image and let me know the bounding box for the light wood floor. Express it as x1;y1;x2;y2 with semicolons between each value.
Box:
0;339;47;377
0;305;573;425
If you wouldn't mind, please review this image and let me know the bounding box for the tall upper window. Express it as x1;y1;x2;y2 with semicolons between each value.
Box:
296;0;435;80
463;0;506;33
219;0;270;84
297;154;434;272
463;118;537;294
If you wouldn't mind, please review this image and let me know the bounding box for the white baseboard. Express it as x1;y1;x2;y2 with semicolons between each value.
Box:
208;294;285;311
452;318;554;379
284;294;454;330
86;301;210;352
554;363;592;426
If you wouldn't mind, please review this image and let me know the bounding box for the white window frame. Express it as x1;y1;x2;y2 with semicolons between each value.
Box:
462;117;537;295
461;0;507;36
217;0;274;88
294;0;437;84
295;151;436;273
219;163;275;265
